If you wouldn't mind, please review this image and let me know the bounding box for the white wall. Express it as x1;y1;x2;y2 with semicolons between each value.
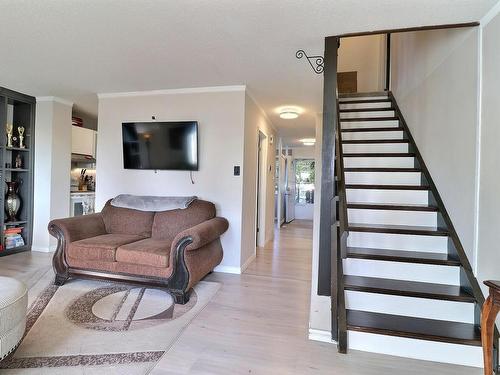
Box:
33;98;72;251
96;87;245;271
95;86;276;273
292;146;315;159
338;35;386;92
309;113;331;335
242;94;277;261
477;8;500;295
391;28;479;262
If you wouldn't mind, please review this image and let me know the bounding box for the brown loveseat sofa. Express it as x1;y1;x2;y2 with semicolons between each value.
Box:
48;199;228;304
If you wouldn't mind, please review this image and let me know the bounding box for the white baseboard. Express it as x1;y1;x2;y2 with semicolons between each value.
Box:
308;328;336;344
240;253;256;273
214;253;257;275
31;245;56;253
214;265;242;274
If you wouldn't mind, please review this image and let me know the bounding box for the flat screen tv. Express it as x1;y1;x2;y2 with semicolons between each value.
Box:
122;121;198;170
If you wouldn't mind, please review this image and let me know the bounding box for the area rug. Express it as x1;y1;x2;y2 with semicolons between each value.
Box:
0;269;220;374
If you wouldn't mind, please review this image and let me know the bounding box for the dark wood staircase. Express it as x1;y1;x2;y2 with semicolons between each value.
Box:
330;91;495;368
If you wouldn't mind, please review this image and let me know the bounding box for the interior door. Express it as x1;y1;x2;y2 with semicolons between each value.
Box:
285;157;295;223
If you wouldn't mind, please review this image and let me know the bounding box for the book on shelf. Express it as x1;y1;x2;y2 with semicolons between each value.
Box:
5;233;25;249
4;227;23;234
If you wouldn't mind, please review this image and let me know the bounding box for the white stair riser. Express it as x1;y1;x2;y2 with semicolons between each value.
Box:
340;102;393;110
345;291;474;323
348;209;437;227
341;120;399;129
347;231;448;253
345;172;421;185
344;157;414;168
343;259;459;285
347;331;482;368
342;143;408;153
342;131;404;140
340;95;388;102
341;110;395;119
347;189;429;205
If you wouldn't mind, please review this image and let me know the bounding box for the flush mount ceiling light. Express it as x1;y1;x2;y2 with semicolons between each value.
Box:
300;138;316;146
279;108;300;120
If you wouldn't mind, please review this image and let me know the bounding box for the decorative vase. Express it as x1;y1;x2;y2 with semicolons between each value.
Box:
5;181;21;222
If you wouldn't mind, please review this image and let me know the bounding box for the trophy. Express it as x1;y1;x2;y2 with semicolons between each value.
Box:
6;123;13;148
18;126;25;149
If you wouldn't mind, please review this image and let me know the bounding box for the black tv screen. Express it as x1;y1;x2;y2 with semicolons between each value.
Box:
122;121;198;170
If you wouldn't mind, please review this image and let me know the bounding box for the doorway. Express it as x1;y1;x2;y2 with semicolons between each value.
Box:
256;131;267;247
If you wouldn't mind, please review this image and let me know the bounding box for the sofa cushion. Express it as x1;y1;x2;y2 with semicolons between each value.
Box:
116;238;171;268
68;233;144;262
152;199;216;242
101;200;155;237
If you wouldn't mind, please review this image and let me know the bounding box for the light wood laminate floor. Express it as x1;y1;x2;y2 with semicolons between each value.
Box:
0;220;482;374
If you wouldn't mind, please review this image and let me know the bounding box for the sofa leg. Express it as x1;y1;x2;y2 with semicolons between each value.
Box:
54;274;68;286
171;289;190;305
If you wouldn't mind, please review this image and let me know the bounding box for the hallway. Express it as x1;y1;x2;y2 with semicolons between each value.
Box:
0;220;482;374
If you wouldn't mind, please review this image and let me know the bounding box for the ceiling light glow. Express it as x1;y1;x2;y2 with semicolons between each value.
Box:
279;109;299;120
300;138;316;143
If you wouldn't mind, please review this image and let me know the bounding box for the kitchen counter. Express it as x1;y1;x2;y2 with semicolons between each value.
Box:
70;191;95;195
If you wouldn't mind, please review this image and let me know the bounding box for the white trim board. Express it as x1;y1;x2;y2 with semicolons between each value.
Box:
240;253;256;273
214;265;242;274
213;252;256;275
98;85;246;99
308;328;336;344
31;245;57;253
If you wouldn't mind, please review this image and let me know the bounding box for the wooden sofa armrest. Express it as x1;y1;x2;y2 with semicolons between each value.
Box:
172;217;229;251
48;214;107;284
167;217;228;304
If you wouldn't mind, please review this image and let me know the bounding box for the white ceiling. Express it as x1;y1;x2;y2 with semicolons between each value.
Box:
0;0;496;146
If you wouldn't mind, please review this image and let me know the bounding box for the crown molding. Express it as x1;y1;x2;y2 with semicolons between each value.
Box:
36;96;74;107
97;85;247;99
481;0;500;27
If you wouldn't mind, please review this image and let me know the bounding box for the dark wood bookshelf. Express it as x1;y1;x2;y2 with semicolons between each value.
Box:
0;87;35;257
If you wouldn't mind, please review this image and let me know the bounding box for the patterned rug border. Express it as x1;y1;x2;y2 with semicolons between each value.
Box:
0;351;164;369
0;276;171;369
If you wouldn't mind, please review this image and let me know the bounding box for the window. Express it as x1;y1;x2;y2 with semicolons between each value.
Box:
295;159;315;204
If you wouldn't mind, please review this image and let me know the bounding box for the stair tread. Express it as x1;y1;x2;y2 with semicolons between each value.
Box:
341;117;398;122
346;184;430;190
340;108;394;113
343;153;415;157
343;139;409;144
346;310;481;346
339;92;388;99
342;127;404;133
339;99;392;104
348;223;449;236
344;275;474;302
344;167;420;172
346;246;460;266
347;203;438;211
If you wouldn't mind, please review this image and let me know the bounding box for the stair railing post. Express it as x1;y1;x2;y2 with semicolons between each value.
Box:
318;35;339;342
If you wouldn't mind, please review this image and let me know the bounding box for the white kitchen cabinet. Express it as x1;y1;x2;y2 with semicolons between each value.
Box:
72;126;97;157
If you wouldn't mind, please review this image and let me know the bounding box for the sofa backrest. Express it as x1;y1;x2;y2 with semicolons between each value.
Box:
101;200;155;237
151;199;216;243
